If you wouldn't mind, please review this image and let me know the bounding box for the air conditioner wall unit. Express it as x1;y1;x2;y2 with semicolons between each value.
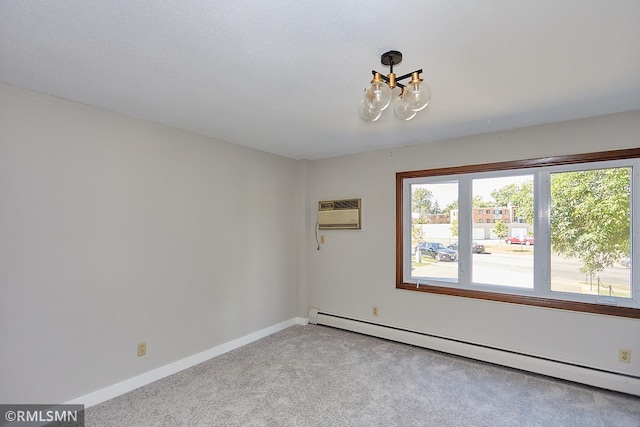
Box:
318;198;361;230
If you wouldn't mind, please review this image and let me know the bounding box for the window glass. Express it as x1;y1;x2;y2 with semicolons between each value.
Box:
550;167;632;299
471;175;534;288
411;181;458;282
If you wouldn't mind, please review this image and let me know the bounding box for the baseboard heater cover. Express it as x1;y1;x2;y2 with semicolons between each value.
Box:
307;308;640;396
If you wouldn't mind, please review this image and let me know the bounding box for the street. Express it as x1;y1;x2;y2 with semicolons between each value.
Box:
412;249;631;297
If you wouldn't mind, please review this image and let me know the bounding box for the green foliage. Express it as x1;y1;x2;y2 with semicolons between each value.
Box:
412;187;433;223
432;200;442;214
550;168;630;274
414;216;428;224
443;200;458;216
491;183;519;207
491;180;534;224
472;195;492;208
450;219;458;237
412;224;424;242
493;221;509;239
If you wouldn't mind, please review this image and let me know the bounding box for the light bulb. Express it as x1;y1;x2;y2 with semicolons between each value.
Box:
358;101;382;122
402;72;431;112
393;98;417;121
363;73;392;111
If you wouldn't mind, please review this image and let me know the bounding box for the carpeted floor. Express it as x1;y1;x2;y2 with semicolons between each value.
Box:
86;325;640;426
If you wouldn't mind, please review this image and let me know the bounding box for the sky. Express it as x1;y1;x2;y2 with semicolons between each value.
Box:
417;175;533;208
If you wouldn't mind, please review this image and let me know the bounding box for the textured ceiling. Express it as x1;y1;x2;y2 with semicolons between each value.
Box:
1;1;639;160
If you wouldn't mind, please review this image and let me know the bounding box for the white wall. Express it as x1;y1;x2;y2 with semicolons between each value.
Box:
0;83;299;403
304;111;640;378
2;81;638;404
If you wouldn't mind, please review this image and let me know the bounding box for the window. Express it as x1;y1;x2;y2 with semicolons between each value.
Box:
549;167;632;299
397;149;640;318
411;181;458;283
472;175;534;288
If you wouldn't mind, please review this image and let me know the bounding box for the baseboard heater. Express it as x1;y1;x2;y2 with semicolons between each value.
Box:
307;308;640;396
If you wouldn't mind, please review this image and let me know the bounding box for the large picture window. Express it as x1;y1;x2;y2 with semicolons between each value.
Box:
396;149;640;318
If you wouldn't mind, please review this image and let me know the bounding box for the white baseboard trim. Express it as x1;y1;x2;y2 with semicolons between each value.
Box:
67;317;308;408
308;308;640;396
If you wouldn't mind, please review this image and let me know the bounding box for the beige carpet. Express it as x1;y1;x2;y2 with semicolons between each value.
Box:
86;325;640;426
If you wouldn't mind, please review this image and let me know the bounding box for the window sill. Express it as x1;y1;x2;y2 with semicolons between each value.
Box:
396;282;640;318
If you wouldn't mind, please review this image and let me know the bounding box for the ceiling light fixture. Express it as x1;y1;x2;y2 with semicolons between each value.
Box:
359;50;431;122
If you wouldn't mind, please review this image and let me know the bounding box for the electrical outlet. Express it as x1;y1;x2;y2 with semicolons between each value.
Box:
320;235;325;244
372;306;379;316
619;348;631;363
137;342;147;357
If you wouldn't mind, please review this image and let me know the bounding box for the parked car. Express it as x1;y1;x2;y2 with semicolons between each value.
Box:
415;242;458;262
505;236;534;245
621;256;631;268
447;241;485;254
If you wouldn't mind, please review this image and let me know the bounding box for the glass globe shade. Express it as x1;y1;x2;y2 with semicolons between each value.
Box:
358;101;382;122
393;98;417;121
402;81;431;112
363;80;392;111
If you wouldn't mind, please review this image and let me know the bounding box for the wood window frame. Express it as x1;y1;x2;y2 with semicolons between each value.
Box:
396;148;640;319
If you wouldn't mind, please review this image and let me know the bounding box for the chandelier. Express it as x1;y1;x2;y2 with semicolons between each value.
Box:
359;50;431;122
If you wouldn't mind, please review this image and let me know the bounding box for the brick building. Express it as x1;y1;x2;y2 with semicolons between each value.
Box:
450;205;528;224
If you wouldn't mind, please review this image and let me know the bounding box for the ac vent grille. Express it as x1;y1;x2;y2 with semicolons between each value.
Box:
319;199;361;211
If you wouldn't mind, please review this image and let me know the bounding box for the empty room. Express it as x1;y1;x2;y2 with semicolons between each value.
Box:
1;1;639;426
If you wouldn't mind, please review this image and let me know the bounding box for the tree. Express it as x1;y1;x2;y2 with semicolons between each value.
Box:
550;168;630;275
492;221;509;252
491;183;520;207
412;187;433;223
411;224;424;242
472;195;491;208
450;219;458;237
491;180;534;224
432;200;442;215
443;200;458;218
493;221;508;239
511;180;534;224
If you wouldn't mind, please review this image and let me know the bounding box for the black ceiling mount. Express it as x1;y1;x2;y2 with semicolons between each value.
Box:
371;50;422;89
380;50;402;67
